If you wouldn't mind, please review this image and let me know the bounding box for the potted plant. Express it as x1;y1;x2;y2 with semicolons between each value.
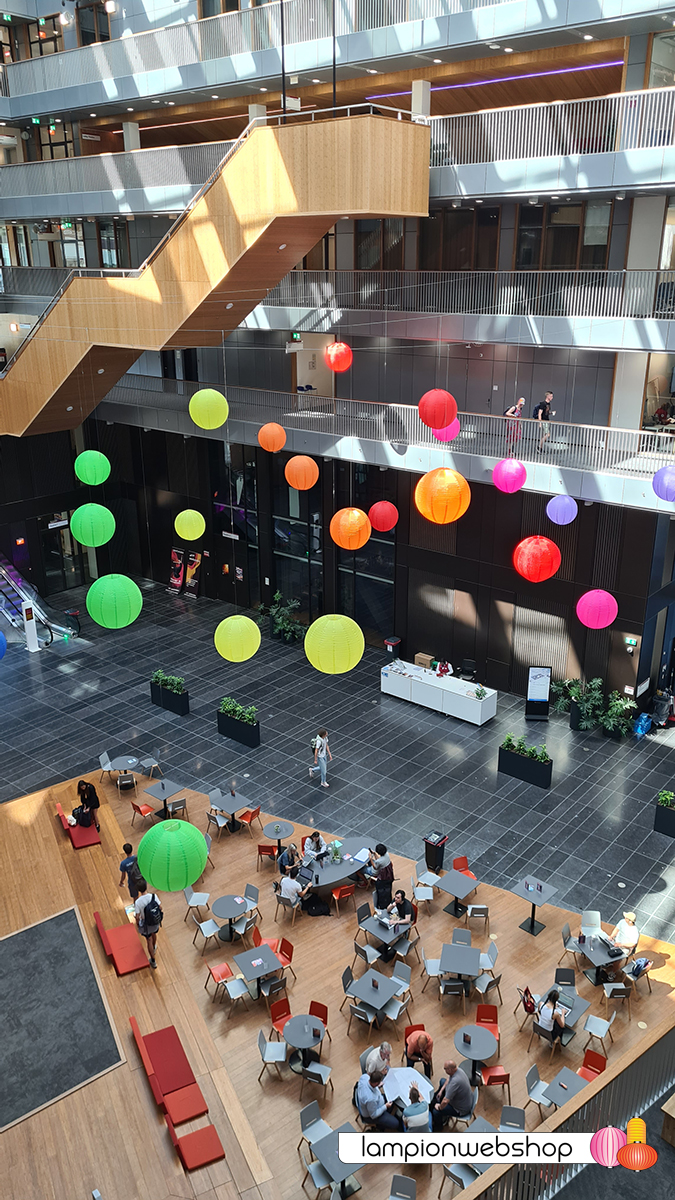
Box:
654;789;675;837
498;733;553;789
599;691;637;740
150;669;189;716
217;696;260;748
550;677;604;730
257;591;306;642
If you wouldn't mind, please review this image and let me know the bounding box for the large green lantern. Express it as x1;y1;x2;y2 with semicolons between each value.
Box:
70;503;115;548
188;388;229;430
86;574;143;629
137;820;208;891
74;450;111;486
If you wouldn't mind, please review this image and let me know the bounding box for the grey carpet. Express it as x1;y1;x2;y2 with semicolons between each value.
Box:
0;908;122;1129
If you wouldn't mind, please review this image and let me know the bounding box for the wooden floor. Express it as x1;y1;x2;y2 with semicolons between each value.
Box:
2;772;675;1200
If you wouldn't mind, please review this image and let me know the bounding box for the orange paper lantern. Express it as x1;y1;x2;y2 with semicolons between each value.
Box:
415;468;471;524
616;1144;658;1171
324;342;353;372
284;455;319;491
330;508;371;550
258;422;286;453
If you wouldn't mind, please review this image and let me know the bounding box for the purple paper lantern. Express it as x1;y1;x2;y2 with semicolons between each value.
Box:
576;589;618;630
493;458;527;494
546;495;578;526
653;465;675;502
433;418;460;443
590;1126;627;1169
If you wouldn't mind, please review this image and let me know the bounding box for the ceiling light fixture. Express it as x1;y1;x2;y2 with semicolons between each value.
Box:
90;113;97;117
583;34;594;39
616;192;625;200
488;43;500;49
226;302;234;309
127;107;134;111
260;87;267;92
503;46;514;52
365;60;623;99
211;94;219;99
278;243;287;250
433;59;442;64
366;69;378;74
312;78;321;83
167;101;174;105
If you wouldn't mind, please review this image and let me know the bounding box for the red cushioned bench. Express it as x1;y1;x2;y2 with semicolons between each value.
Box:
94;911;149;975
56;802;101;849
130;1016;208;1125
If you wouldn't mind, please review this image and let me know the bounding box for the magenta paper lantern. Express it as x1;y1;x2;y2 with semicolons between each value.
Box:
653;465;675;502
576;589;618;629
493;458;526;493
433;418;460;443
590;1126;627;1169
547;495;578;526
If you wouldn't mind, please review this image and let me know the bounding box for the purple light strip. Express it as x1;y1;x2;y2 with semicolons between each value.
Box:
365;60;624;101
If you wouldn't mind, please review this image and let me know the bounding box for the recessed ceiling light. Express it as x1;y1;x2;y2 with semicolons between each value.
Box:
504;47;514;53
433;59;442;64
583;34;593;40
127;107;134;111
97;369;105;375
66;406;73;412
90;113;97;117
312;78;321;83
278;243;287;250
212;94;219;99
260;87;267;92
475;199;483;203
152;100;160;104
488;43;500;49
366;69;378;74
551;194;559;199
226;302;234;309
167;101;174;106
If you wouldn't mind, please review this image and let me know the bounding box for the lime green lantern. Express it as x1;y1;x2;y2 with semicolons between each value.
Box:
189;388;229;430
137;820;208;891
304;613;364;674
86;574;143;629
70;503;115;547
214;614;261;662
74;450;110;486
175;509;206;541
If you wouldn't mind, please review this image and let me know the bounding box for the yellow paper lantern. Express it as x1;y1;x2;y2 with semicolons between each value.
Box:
175;509;206;541
189;388;229;430
415;468;471;524
304;613;364;675
214;615;261;662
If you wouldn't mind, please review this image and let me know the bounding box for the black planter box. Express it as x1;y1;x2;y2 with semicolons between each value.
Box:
150;681;189;716
654;804;675;837
217;710;261;748
569;700;581;731
602;726;626;741
498;746;552;789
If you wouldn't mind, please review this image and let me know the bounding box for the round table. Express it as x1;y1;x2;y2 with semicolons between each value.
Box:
211;894;248;942
453;1025;498;1087
110;755;139;772
263;820;294;855
383;1067;434;1106
283;1014;325;1073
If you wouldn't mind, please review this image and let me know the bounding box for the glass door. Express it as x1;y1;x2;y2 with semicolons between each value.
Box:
38;512;87;594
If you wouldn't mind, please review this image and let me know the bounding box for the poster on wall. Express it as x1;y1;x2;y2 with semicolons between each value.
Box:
167;547;185;595
184;551;202;600
525;666;551;721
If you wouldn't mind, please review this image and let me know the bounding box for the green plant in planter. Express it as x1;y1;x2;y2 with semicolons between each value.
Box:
257;591;306;642
657;789;675;808
218;696;258;725
550;679;576;713
537;744;551;763
599;690;637;738
551;677;604;728
501;733;515;750
473;685;487;700
499;734;551;762
151;668;186;694
514;735;527;755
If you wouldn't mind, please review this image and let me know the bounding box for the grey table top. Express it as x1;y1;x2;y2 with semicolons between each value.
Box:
143;778;183;801
233;945;281;981
304;837;371;889
263;820;294;839
312;1123;361;1185
543;1066;588;1107
576;936;619;967
212;894;248;922
435;869;479;901
511;876;558;907
283;1014;325;1050
440;943;481;977
349;968;400;1008
361;915;403;946
543;982;591;1028
453;1024;498;1063
469;1116;497;1172
110;755;138;771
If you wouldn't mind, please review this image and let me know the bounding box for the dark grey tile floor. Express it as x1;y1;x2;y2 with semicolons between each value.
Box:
559;1091;674;1200
4;578;675;942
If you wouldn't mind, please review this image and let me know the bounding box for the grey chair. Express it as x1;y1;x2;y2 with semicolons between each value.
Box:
479;940;498;975
208;787;224;809
559;922;580;966
359;1044;375;1074
352;938;382;971
183;884;210;921
260;975;287;1012
416;858;440;889
452;928;472;946
392;961;413;1004
554;967;576;989
99;751;113;781
206;809;229;841
300;1151;338;1197
347;1003;379;1038
581;910;601;937
225;977;250;1017
524;1063;554;1122
244;882;262;921
422;946;441;993
499;1106;526;1132
513;986;540;1031
297;1100;332;1154
439;979;466;1015
528;1020;564;1062
168;797;188;820
623;960;653;995
140;755;162;778
339;965;358;1012
583;1010;616;1054
439;1164;479;1197
232;913;257;945
604;982;632;1019
465;904;489;934
203;831;215;871
116;770;137;795
191;913;222;954
448;1086;479;1130
393;928;421;965
378;995;410;1038
411;872;433;914
356;901;372;942
389;1175;416;1200
275;893;302;926
257;1028;287;1082
299;1062;334;1103
471;972;503;1005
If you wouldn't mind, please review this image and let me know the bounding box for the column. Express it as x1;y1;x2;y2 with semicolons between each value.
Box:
411;80;431;122
122;122;140;151
609;352;649;429
248;104;267;127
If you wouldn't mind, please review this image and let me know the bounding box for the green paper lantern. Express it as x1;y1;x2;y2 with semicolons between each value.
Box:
70;503;115;547
175;509;206;541
189;388;229;430
137;820;208;892
74;450;111;486
86;574;143;629
214;614;261;662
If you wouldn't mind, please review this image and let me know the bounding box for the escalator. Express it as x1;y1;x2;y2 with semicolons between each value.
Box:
0;552;80;647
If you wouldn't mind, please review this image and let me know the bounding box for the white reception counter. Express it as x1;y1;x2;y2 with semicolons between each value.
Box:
381;659;497;726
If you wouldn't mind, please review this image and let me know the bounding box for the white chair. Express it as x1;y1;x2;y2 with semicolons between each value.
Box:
465;904;490;934
439;1164;479;1197
421;946;441;993
300;1152;339;1197
479;940;498;975
232;913;257;945
299;1062;334;1103
206;810;229;840
416;859;440;889
389;1175;416;1199
297;1100;332;1155
411;873;433;915
99;751;113;781
140;755;162;778
583;1010;616;1055
225;977;250;1017
183;884;210;921
191;914;222;954
523;1063;553;1122
347;1003;379;1038
257;1029;287;1081
581;910;602;937
244;882;262;922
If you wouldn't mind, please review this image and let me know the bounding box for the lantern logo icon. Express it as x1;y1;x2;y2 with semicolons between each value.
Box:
590;1119;657;1172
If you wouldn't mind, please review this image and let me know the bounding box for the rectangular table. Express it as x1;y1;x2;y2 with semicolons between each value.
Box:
577;936;621;986
349;968;401;1008
439;943;481;978
467;1116;497;1171
436;869;478;918
312;1122;362;1198
143;778;184;820
381;661;498;726
384;1067;434;1107
544;982;590;1028
543;1066;588;1108
361;915;404;946
234;946;282;999
511;876;558;936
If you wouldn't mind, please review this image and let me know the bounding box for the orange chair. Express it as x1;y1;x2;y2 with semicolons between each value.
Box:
270;997;292;1040
239;804;263;837
481;1065;511;1104
309;1000;332;1043
453;855;477;881
165;1115;226;1171
252;924;280;954
131;800;155;827
476;1004;500;1052
257;844;277;871
332;883;356;917
277;936;296;981
576;1049;606;1082
400;1023;425;1063
203;961;233;1003
301;835;310;855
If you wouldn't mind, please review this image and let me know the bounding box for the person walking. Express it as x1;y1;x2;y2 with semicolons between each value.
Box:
85;782;101;831
533;390;556;451
309;728;332;788
119;842;143;900
134;879;163;969
504;397;525;451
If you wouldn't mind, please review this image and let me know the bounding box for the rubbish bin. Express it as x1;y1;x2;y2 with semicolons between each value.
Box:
384;636;401;655
423;831;448;872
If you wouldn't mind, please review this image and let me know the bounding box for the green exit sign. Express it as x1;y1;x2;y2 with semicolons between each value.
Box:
625;636;638;646
31;117;40;125
3;14;11;22
291;331;302;341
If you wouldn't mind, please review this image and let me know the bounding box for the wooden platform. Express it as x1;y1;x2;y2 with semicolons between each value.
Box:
2;771;675;1200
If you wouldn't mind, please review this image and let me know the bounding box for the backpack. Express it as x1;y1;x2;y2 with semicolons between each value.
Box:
378;861;394;883
128;858;144;890
532;404;540;419
632;957;651;978
142;894;163;928
72;805;91;827
302;894;331;917
310;736;318;751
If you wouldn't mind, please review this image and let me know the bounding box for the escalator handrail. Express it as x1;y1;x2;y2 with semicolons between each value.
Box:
0;553;79;638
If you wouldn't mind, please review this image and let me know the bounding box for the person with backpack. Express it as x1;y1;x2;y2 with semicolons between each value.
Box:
503;397;525;449
119;842;143;900
370;843;394;908
72;779;96;829
533;391;556;451
309;727;332;788
134;880;163;969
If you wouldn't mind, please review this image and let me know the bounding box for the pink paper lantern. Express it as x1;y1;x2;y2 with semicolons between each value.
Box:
493;458;527;494
433;418;460;443
576;589;618;630
590;1126;627;1169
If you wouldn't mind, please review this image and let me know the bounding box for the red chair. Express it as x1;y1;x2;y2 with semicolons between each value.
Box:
203;961;233;1003
252;924;280;953
453;855;477;880
332;883;356;917
239;804;263;837
277;937;296;981
309;1000;332;1043
576;1049;606;1082
165;1115;226;1171
481;1065;511;1104
476;1004;500;1052
257;844;277;871
56;803;101;849
301;835;310;855
131;800;155;826
270;997;292;1040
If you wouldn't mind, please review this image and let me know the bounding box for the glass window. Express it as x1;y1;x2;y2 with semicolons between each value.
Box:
27;16;63;58
53;222;86;268
382;218;404;271
649;32;675;89
78;3;110;45
355;219;381;270
543;204;582;270
14;225;30;266
39;121;75;161
442;209;473;271
418;215;441;271
515;205;543;269
580;200;611;269
0;20;21;63
0;224;11;267
99;220;118;268
475;206;500;270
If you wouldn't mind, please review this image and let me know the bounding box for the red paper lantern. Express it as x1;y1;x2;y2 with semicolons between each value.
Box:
330;508;371;550
284;455;319;491
324;342;353;372
616;1143;658;1172
513;535;561;582
418;389;457;430
258;422;286;453
368;501;399;532
415;468;471;524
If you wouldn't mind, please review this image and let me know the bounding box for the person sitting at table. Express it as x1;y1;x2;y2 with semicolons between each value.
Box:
611;911;639;957
279;872;311;908
304;831;327;861
278;843;300;877
405;1029;433;1079
431;1061;473;1129
387;889;414;928
403;1084;431;1131
537;989;566;1041
356;1069;401;1130
366;1042;392;1077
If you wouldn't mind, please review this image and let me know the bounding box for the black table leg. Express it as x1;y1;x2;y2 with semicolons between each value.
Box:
227;812;241;832
519;901;545;936
154;799;170;821
442;895;468;918
218;918;235;942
